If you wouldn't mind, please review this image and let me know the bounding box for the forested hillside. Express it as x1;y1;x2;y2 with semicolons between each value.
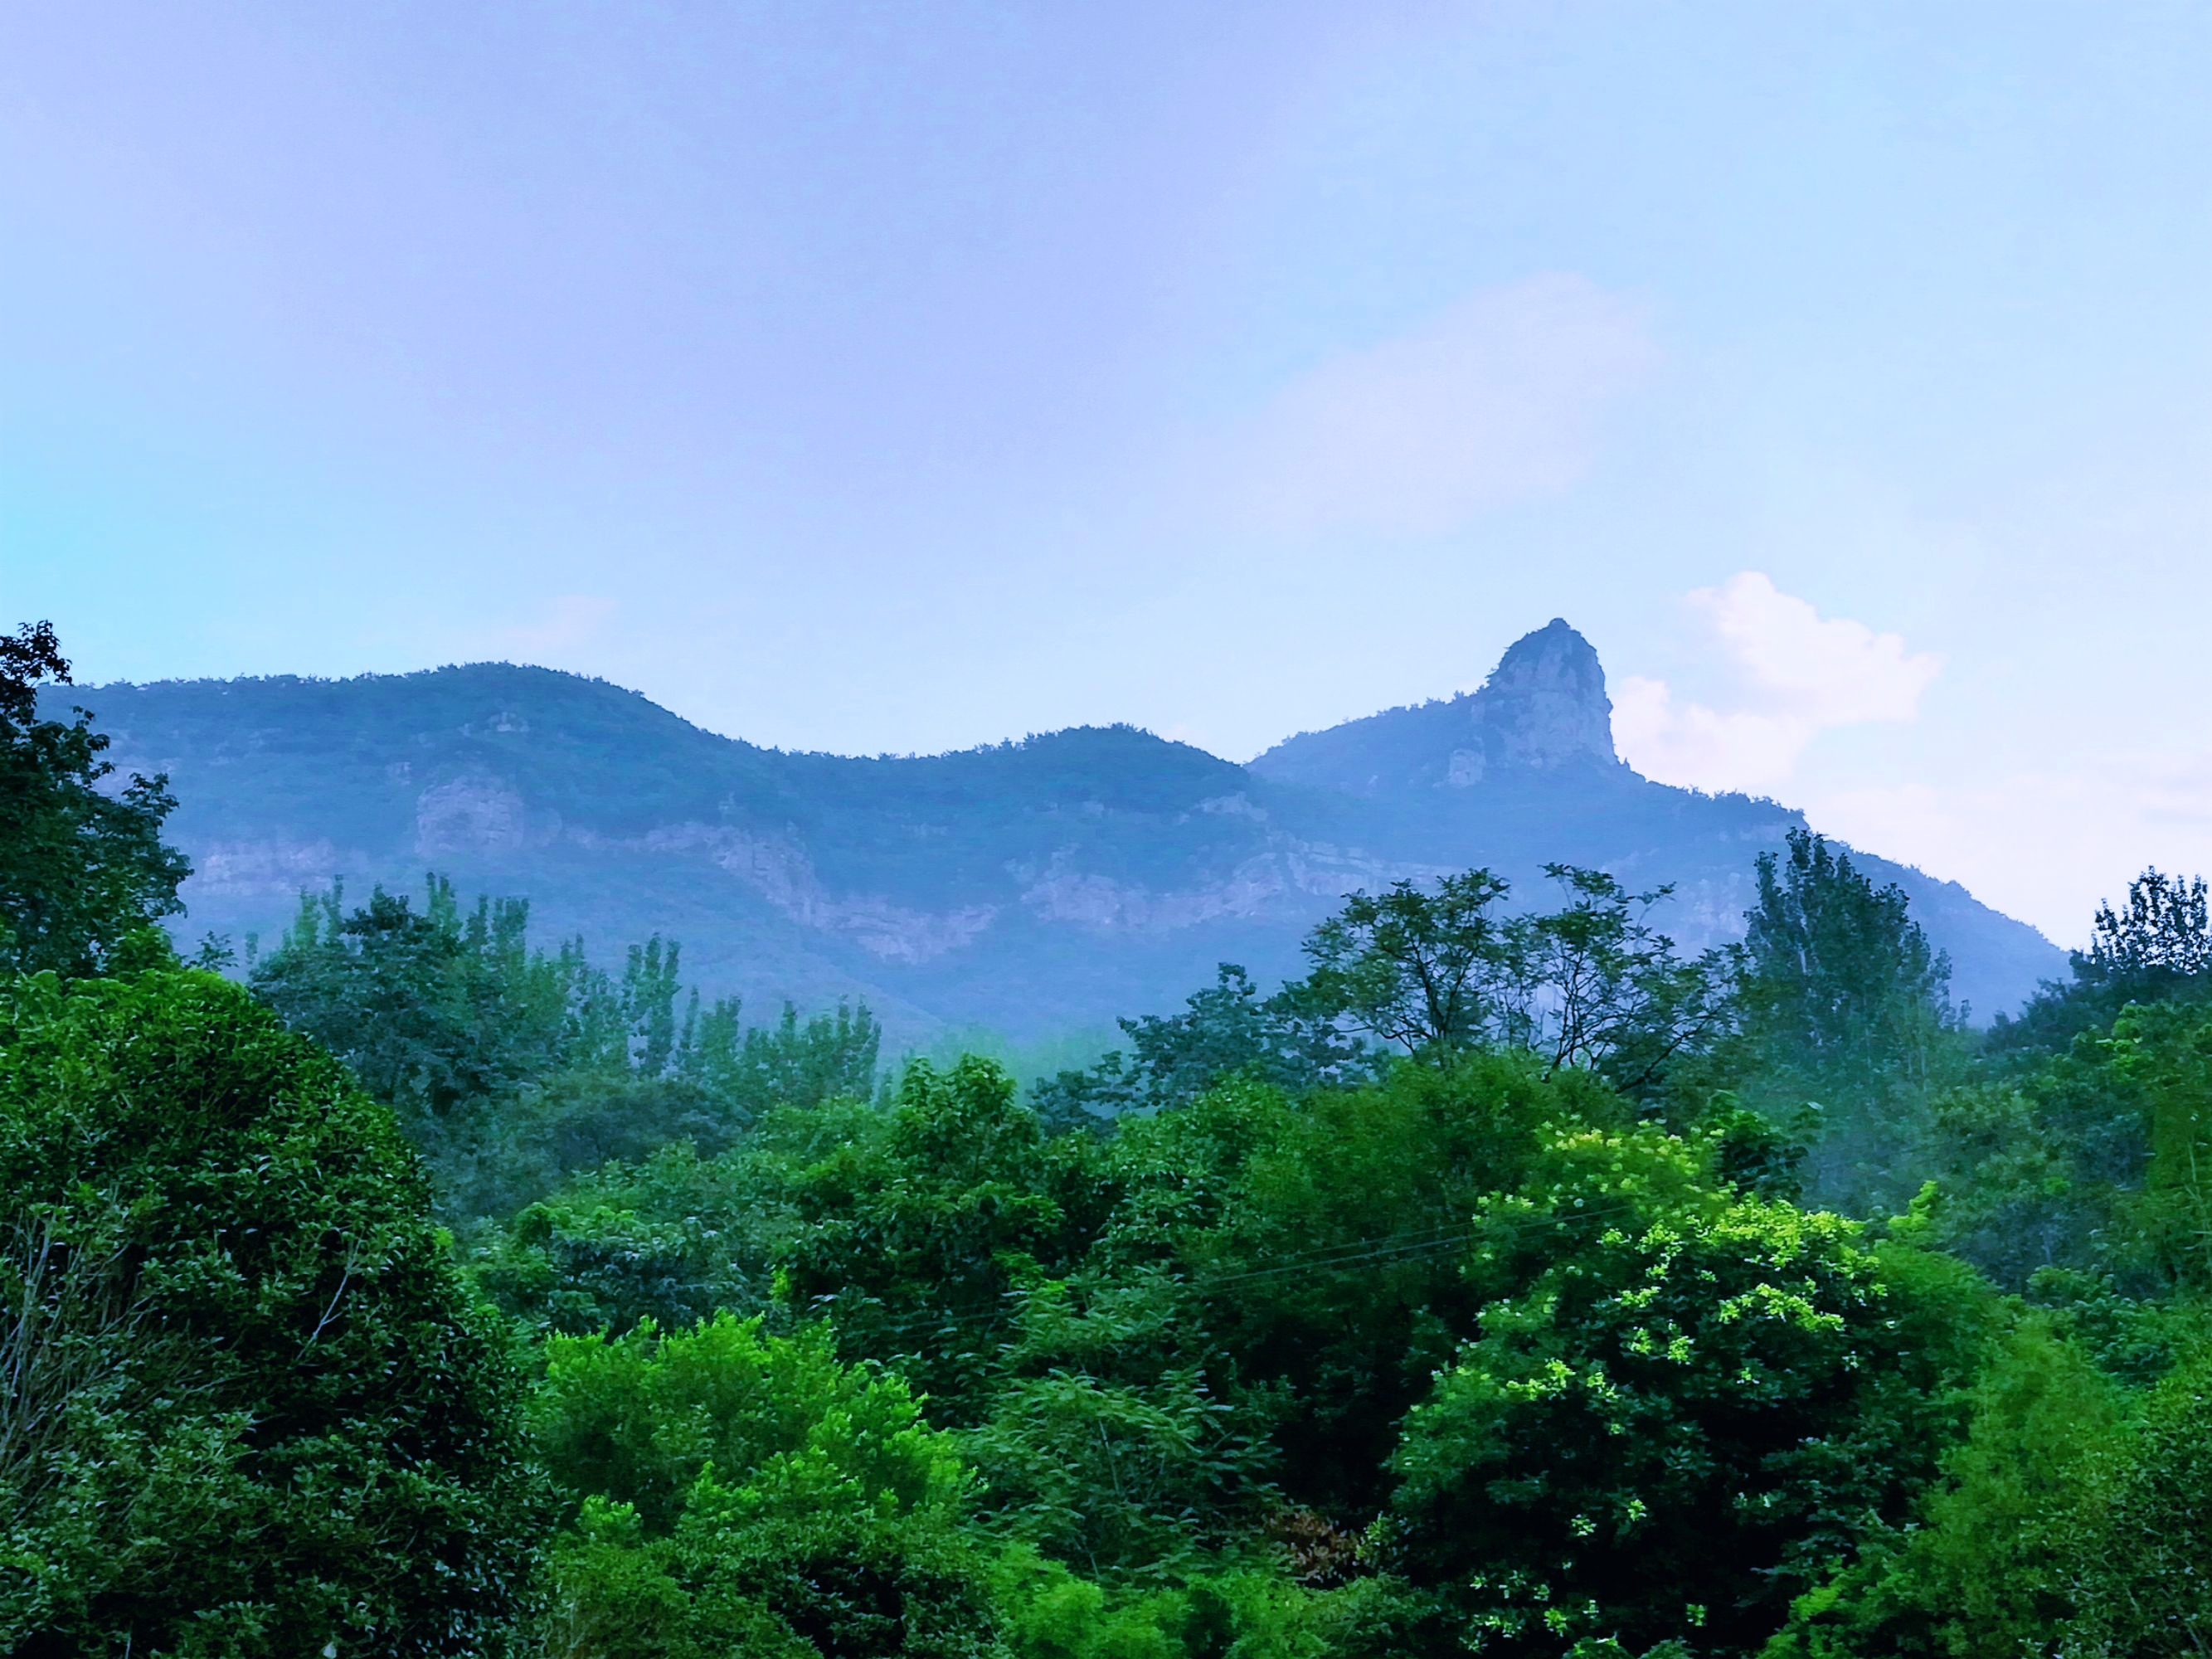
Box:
7;616;2211;1657
61;620;2059;1045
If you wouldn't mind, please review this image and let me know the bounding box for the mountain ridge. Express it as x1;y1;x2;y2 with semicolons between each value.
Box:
59;622;2064;1041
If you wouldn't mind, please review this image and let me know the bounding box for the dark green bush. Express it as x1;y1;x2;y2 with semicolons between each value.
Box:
0;966;545;1656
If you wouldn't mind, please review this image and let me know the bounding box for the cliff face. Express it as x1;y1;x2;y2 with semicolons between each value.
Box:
1472;618;1617;770
66;623;2063;1042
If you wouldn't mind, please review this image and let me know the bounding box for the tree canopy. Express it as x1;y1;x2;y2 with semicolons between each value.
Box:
0;621;190;977
0;964;543;1655
6;643;2210;1657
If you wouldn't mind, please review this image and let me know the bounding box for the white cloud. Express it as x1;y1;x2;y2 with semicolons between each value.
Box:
1611;675;1811;794
1803;749;2212;948
1225;275;1657;538
1614;573;1942;795
1611;575;2212;947
1690;572;1942;724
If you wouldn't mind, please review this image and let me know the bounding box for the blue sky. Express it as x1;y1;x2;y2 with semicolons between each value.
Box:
4;2;2208;942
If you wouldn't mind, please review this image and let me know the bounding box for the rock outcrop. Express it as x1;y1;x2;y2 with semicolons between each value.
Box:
1467;618;1616;770
1247;618;1617;795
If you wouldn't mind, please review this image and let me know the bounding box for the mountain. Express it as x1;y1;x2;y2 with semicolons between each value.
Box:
1252;618;1618;791
62;620;2064;1043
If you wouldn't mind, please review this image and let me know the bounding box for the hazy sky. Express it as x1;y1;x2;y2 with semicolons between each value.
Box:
5;2;2209;944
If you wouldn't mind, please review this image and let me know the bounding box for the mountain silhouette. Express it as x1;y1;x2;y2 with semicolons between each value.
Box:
64;620;2062;1042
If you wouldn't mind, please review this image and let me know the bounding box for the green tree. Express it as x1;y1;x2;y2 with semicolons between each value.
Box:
689;996;883;1121
1519;864;1732;1097
1152;1058;1629;1517
0;620;190;977
1768;1317;2129;1658
1385;1126;1995;1657
470;1090;892;1340
1738;830;1957;1082
1776;1323;2212;1658
961;1272;1282;1582
2059;1344;2212;1656
1991;867;2212;1056
250;877;581;1125
0;964;544;1655
1031;964;1369;1130
1913;1000;2212;1297
1298;870;1519;1059
252;878;884;1221
1733;830;1962;1211
1289;868;1727;1091
780;1057;1100;1414
535;1313;1004;1659
2112;1001;2212;1289
474;1141;790;1339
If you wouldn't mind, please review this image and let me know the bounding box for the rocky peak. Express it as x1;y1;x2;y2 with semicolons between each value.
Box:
1466;618;1616;771
1245;617;1617;795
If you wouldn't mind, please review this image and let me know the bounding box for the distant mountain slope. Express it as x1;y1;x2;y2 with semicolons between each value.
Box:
1252;617;1618;792
64;622;2064;1042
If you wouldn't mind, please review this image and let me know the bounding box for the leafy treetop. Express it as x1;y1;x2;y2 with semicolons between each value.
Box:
0;620;190;977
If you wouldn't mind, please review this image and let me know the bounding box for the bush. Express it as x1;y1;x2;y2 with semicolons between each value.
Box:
1386;1126;1996;1657
0;965;544;1656
535;1312;1006;1657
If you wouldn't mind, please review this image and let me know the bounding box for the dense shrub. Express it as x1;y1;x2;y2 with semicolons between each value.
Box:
0;965;544;1656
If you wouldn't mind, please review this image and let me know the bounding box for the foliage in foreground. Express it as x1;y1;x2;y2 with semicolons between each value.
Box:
536;1313;1004;1658
0;961;544;1657
7;613;2212;1658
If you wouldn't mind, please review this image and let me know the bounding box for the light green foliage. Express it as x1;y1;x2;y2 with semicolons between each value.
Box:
537;1313;1003;1657
1387;1126;1996;1656
989;1548;1334;1659
537;1313;970;1532
990;1547;1186;1659
0;965;543;1656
